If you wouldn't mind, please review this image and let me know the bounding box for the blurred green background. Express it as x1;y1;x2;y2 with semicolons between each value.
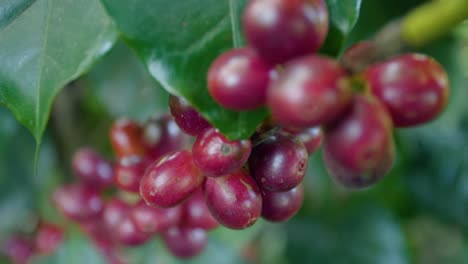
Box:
1;0;468;263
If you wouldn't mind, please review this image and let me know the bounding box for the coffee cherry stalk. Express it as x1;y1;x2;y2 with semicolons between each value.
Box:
41;0;451;262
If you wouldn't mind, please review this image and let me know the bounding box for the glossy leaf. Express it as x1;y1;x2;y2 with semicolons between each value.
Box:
100;0;268;140
321;0;362;55
0;0;117;144
81;41;169;121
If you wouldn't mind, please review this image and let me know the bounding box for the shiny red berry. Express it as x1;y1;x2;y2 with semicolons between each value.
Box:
207;47;271;110
102;198;129;231
203;170;262;229
52;183;104;221
162;226;207;259
113;156;147;193
243;0;328;65
286;126;322;154
182;190;219;230
109;118;144;158
130;200;182;233
142;115;191;161
140;150;204;208
268;55;352;128
261;184;304;222
323;95;396;189
114;214;150;247
169;95;211;136
192;128;252;177
72;148;113;189
249;131;308;192
365;53;449;127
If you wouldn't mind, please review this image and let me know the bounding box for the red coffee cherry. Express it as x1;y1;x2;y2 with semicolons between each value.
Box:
113;156;147;193
130;200;182;234
162;226;207;259
52;183;104;221
323;95;396;189
243;0;328;65
72;148;113;189
181;190;219;230
208;47;271;110
365;53;449;127
268;55;352;128
140;150;204;208
35;223;64;255
109;118;144;158
261;184;304;222
169;95;211;136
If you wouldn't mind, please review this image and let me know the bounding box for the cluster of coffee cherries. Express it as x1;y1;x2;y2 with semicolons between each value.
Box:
2;222;64;264
50;92;320;262
208;0;449;188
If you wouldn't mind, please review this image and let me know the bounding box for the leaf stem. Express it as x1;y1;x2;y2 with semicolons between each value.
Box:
229;0;242;48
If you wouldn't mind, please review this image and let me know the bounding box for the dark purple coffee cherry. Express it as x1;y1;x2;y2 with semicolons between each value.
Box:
249;131;308;192
192;128;252;177
169;95;211;136
72;148;113;189
203;170;262;229
113;156;147;193
182;190;219;230
52;183;104;221
268;55;352;128
162;226;207;259
109;118;144;159
142;115;191;161
140;150;204;208
131;200;182;234
323;95;395;189
365;53;449;127
261;184;304;222
208;47;271;110
243;0;328;65
35;223;64;255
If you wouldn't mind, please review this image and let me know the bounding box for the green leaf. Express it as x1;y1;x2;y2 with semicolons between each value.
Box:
0;0;117;144
285;206;410;264
31;227;107;264
80;41;169;121
100;0;268;140
0;107;60;237
321;0;362;56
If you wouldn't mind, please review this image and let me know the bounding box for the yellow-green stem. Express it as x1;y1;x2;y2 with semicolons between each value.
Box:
402;0;468;47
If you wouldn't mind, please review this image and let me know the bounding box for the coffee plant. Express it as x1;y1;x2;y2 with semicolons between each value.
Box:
1;0;468;263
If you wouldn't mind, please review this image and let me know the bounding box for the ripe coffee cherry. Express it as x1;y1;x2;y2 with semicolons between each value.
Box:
169;95;211;136
207;47;271;110
72;148;113;189
131;200;182;233
142;115;191;161
114;214;150;246
110;119;144;158
323;95;395;189
35;223;64;255
140;150;204;208
182;190;219;230
243;0;328;65
113;156;147;193
203;170;262;229
261;184;304;222
365;53;449;127
192;128;252;177
52;183;104;221
286;126;322;154
2;235;33;264
162;226;207;259
268;55;351;128
249;131;308;192
102;198;129;231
